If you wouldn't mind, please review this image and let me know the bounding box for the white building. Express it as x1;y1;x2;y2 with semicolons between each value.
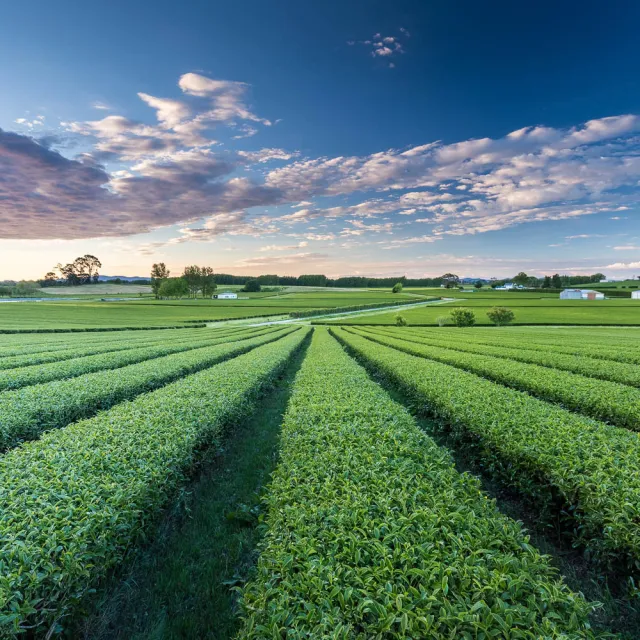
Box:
560;289;605;300
631;291;640;299
214;292;237;300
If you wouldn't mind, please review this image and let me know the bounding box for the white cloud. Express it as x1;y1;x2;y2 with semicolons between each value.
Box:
613;245;640;251
238;148;300;163
348;29;409;65
259;241;308;252
91;102;111;111
138;93;191;128
14;115;45;129
603;261;640;269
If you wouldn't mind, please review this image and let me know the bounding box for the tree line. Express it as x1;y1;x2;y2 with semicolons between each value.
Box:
40;255;103;287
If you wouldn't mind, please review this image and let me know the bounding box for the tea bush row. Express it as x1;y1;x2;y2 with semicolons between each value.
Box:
352;327;640;429
409;327;640;366
0;327;294;452
238;329;598;639
0;328;214;367
333;327;640;573
0;327;278;391
377;327;640;388
0;328;308;635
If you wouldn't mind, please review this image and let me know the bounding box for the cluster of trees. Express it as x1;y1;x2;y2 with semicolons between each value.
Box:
0;281;41;298
40;255;102;287
490;272;606;289
151;264;218;299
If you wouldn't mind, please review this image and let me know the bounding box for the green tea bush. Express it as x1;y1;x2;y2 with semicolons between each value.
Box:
238;329;597;638
0;328;308;635
0;327;295;452
333;327;640;572
351;327;640;429
0;327;212;364
0;327;277;391
363;326;640;388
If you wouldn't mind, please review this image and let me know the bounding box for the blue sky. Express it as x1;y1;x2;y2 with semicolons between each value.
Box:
1;0;639;279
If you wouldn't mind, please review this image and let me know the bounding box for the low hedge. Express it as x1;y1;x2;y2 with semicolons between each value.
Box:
0;327;294;452
238;329;598;638
352;326;640;430
333;327;640;573
367;326;640;384
0;324;207;334
0;328;309;635
0;326;278;391
0;328;217;370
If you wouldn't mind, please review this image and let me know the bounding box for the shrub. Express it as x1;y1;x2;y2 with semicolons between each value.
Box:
392;282;403;293
436;315;451;327
487;306;515;326
394;314;407;326
449;308;476;327
242;279;261;292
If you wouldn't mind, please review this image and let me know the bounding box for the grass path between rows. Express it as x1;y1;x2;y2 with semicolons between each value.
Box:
78;335;310;640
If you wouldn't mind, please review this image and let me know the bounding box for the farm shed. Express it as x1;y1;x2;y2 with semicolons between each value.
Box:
560;289;605;300
632;291;640;299
213;292;238;299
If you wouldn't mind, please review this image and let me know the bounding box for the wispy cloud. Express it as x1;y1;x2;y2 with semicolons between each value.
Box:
235;251;328;268
14;115;45;129
2;73;640;252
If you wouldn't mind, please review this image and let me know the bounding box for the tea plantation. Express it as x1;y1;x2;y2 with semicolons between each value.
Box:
0;321;639;638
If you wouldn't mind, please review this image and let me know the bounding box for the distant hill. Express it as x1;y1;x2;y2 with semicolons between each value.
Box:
97;275;149;282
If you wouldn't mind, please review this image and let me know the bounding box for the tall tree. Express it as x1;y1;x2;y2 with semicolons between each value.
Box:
151;263;170;299
77;255;102;283
182;265;203;298
551;273;562;288
200;267;217;297
56;263;80;286
42;272;58;287
542;275;551;288
513;272;529;286
441;273;459;289
158;277;189;299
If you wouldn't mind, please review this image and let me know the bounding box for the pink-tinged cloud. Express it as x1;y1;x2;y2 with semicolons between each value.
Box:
0;130;282;239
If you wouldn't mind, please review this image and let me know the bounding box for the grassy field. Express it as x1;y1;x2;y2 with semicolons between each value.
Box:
324;291;640;325
0;290;422;330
